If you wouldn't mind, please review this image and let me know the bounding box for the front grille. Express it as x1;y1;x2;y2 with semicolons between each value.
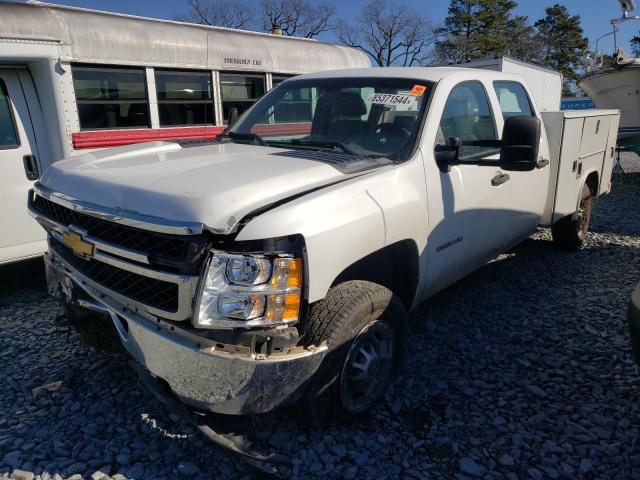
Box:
32;195;200;262
52;238;179;313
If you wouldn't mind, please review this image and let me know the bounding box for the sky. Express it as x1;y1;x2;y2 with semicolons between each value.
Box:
35;0;640;54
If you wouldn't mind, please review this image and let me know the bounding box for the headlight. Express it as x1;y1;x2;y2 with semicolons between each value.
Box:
194;252;302;329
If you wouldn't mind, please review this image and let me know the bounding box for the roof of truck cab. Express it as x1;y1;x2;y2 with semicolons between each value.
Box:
292;67;526;83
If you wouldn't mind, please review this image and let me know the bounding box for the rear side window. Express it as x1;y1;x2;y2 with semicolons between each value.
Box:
0;79;19;148
72;65;150;130
437;82;498;161
155;69;214;126
493;81;534;118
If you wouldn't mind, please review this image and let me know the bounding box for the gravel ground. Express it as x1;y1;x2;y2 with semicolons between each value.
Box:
2;154;640;480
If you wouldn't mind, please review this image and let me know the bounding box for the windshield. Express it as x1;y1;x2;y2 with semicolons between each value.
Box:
227;77;432;162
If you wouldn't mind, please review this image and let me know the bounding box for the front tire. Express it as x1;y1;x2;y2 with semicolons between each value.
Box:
552;182;593;251
300;281;405;420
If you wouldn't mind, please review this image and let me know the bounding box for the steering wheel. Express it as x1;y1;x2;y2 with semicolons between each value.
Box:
367;123;412;153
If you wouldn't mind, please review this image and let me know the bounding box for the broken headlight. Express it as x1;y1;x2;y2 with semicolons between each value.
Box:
194;252;302;329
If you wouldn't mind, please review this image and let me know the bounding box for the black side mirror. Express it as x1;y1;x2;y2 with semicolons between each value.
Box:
228;108;239;127
435;137;462;171
500;116;541;171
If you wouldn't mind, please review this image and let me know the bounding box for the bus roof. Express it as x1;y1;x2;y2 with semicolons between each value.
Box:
0;1;370;73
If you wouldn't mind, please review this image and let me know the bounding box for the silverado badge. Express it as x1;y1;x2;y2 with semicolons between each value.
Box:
62;229;94;259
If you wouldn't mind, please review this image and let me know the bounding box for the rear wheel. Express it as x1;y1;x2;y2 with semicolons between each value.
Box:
300;281;405;420
552;182;593;251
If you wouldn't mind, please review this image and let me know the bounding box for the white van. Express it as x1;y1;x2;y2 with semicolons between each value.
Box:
0;1;370;264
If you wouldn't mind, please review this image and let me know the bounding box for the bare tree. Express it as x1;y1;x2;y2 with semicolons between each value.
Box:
261;0;335;38
177;0;256;30
337;0;436;67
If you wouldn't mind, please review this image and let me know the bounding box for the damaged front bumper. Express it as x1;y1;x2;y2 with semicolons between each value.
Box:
45;250;327;416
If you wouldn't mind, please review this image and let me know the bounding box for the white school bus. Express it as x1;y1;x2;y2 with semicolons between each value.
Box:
0;0;370;264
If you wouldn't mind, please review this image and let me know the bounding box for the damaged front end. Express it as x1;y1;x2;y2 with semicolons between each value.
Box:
31;183;327;472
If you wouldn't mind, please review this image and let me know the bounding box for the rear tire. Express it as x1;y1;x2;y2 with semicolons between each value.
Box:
552;182;593;251
299;281;406;422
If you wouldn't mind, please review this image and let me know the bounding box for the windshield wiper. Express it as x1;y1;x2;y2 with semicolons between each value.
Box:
221;131;269;146
289;139;358;156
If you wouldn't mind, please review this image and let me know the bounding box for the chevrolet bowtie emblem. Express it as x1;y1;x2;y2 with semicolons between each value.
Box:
62;229;94;259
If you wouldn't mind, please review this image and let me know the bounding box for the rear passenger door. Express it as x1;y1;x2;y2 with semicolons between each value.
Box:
492;81;550;244
0;69;46;263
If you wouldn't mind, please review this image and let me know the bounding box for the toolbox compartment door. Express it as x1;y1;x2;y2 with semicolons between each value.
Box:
599;113;621;196
580;115;611;158
540;109;621;225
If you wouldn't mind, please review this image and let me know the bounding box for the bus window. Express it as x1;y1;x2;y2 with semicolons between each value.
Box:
272;87;313;123
272;74;295;88
0;79;19;148
72;65;150;130
155;69;214;126
220;73;265;123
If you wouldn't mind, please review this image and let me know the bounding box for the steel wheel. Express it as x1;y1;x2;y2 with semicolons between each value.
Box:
552;182;594;251
576;193;592;241
340;320;395;413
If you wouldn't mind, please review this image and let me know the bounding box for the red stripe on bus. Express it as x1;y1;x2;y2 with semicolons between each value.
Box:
251;123;311;136
72;123;312;149
72;126;225;149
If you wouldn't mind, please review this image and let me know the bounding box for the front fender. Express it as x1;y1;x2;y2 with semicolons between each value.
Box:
235;159;429;304
235;177;386;303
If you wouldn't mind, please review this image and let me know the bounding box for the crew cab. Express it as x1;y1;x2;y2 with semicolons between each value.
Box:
30;68;619;425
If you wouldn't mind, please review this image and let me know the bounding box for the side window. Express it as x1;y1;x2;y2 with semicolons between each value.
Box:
493;81;534;119
72;65;150;130
219;73;265;123
0;79;19;148
437;82;497;160
155;69;214;126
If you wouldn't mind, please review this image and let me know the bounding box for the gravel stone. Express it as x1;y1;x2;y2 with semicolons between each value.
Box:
176;462;198;476
10;470;34;480
459;457;483;477
527;467;543;480
2;154;640;480
580;458;594;474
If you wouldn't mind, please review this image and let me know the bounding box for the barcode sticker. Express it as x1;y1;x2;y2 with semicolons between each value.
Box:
368;93;417;107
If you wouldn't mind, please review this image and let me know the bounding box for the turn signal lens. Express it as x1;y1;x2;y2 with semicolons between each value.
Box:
282;293;301;321
287;258;302;288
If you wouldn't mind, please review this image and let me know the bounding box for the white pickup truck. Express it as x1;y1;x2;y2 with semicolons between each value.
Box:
30;68;619;423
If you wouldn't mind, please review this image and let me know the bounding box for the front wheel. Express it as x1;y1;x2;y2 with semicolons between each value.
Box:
552;182;593;251
300;281;405;420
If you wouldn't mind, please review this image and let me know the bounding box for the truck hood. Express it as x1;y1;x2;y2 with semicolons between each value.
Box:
40;141;363;234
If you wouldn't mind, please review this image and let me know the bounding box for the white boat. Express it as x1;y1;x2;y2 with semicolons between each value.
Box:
578;0;640;151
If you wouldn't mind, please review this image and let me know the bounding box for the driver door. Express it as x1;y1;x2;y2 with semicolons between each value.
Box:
424;81;510;293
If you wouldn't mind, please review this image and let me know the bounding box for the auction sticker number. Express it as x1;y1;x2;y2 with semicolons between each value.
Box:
368;93;417;107
410;84;427;96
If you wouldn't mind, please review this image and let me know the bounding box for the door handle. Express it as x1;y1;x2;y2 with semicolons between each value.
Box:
491;173;510;186
23;154;39;180
536;158;550;169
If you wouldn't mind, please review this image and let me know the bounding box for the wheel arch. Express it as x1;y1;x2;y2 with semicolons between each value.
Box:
330;239;419;311
585;170;599;195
